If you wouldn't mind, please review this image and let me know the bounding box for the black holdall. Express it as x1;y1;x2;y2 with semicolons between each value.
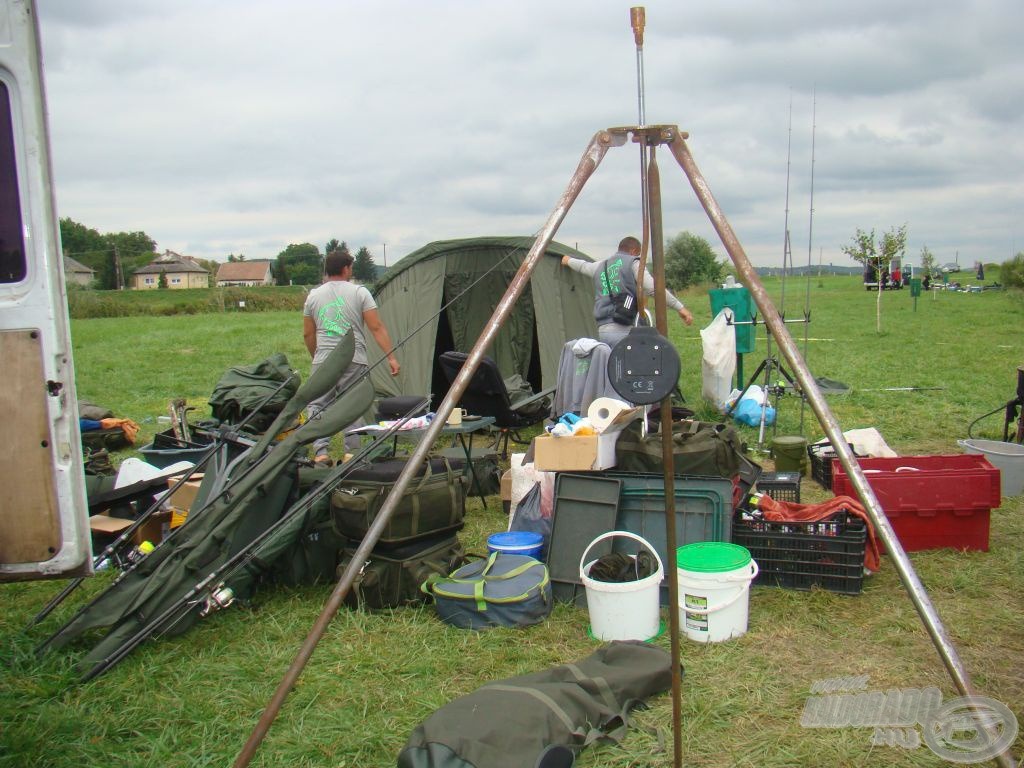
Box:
338;533;468;611
331;457;467;546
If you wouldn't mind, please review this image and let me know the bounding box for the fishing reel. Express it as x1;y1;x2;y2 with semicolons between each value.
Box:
199;583;236;617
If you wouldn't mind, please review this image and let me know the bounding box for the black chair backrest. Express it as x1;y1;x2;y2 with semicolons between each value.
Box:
438;351;535;429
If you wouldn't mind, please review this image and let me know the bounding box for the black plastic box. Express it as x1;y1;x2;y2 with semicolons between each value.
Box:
756;471;801;503
807;442;863;490
733;510;867;595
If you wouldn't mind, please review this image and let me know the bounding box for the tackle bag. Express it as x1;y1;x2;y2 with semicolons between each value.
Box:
615;418;745;479
331;457;467;546
208;352;300;433
337;533;468;610
424;552;551;630
397;640;674;768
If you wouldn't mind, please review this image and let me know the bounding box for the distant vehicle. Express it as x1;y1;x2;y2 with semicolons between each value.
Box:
941;263;961;273
862;257;904;291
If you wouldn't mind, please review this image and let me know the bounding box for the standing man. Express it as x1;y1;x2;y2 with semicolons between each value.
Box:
561;236;693;347
303;249;400;466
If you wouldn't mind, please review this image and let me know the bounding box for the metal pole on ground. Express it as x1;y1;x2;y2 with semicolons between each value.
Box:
667;129;1016;768
232;129;626;768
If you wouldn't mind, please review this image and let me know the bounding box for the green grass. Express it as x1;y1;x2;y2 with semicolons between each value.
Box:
2;275;1022;767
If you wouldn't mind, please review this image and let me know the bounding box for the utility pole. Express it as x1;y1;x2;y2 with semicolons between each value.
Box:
382;243;386;268
113;244;124;290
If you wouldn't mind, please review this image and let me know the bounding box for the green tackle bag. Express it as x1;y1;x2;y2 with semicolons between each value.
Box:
397;641;674;768
423;552;551;630
614;418;745;479
337;533;468;611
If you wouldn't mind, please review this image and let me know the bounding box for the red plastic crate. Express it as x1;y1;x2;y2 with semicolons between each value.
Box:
830;455;1000;552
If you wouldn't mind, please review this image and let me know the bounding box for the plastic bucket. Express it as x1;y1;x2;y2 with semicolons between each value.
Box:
487;531;544;560
580;531;664;642
772;436;808;474
676;542;758;643
958;439;1024;498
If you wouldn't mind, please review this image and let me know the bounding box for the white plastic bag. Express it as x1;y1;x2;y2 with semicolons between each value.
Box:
700;308;737;409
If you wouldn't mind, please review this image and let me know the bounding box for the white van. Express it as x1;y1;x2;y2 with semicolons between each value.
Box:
0;0;92;581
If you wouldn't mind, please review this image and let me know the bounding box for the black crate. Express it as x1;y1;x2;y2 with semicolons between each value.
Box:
807;442;862;490
733;510;866;595
755;471;801;503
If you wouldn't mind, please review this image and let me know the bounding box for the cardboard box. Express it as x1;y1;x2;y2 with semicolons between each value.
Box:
500;470;512;516
89;509;172;546
166;473;204;513
532;407;641;472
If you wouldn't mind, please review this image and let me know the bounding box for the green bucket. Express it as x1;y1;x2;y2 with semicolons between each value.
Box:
772;435;808;474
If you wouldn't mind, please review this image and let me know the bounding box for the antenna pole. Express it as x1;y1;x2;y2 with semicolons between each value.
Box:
631;8;653;319
800;91;817;432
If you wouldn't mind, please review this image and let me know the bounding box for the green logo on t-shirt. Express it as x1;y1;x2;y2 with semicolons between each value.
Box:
318;297;352;337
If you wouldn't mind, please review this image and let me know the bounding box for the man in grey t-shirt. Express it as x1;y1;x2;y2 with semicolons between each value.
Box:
561;236;693;347
303;250;400;465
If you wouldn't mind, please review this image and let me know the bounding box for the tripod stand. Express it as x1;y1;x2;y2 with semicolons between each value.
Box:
725;324;802;451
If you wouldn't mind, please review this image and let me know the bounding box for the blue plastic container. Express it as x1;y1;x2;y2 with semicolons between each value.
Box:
487;531;544;560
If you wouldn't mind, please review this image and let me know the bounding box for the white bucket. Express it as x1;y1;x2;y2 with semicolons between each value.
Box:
579;531;664;642
676;542;758;643
958;438;1024;498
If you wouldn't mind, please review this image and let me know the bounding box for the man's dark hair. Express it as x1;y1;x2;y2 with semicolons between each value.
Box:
325;250;354;276
618;236;641;254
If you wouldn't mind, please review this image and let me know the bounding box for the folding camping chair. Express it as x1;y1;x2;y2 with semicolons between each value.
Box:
438;351;553;458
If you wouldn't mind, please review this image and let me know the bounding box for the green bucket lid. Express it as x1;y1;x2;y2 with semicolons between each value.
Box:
676;542;751;573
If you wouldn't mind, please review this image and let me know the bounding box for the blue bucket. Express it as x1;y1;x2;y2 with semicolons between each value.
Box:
487;531;544;560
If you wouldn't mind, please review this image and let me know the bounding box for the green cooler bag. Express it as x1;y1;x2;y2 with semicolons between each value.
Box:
424;552;551;630
331;458;466;546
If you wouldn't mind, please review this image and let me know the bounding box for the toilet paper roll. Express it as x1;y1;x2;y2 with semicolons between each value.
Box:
587;397;632;432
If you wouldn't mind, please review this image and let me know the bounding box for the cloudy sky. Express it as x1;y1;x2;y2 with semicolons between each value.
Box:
36;0;1022;269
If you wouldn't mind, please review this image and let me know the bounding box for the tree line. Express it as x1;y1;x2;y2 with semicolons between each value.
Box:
59;218;380;289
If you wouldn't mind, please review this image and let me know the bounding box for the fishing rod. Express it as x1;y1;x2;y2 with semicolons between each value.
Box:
799;90;817;432
38;238;538;640
80;397;431;682
34;337;359;656
29;373;299;628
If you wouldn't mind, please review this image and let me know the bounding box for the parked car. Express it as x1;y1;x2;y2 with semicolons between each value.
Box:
941;262;961;273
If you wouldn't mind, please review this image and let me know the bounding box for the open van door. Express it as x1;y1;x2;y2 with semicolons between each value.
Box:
0;0;92;581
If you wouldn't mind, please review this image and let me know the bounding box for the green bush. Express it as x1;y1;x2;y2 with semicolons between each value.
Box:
1001;252;1024;289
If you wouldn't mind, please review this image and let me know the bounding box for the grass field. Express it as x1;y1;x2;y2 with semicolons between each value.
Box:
2;275;1022;767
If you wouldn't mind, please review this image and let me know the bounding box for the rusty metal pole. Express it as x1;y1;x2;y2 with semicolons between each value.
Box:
647;145;683;768
232;129;625;768
666;129;1017;768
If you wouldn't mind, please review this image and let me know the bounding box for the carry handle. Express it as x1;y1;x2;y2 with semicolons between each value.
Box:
680;560;760;615
579;530;664;583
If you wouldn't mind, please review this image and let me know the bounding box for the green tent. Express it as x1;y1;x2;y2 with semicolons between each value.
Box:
367;236;598;403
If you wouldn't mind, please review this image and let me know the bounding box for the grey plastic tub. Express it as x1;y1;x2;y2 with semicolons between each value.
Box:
958;439;1024;498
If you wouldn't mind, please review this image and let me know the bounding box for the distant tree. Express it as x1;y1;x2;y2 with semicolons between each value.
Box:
227;253;246;262
276;242;322;285
325;238;341;255
194;258;219;286
60;218;112;287
105;230;158;288
919;246;936;278
157;270;168;289
664;231;722;290
842;224;907;332
1001;251;1024;290
353;246;376;282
